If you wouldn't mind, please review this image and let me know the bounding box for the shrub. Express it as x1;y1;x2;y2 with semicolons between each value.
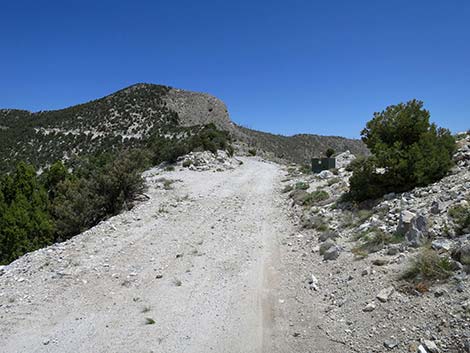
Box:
327;177;341;186
304;190;329;206
0;163;54;264
299;164;311;174
448;204;470;235
149;124;232;164
163;179;174;190
248;149;257;156
295;181;309;190
226;145;235;157
401;248;453;284
325;148;335;158
349;100;455;201
352;228;401;254
43;161;70;198
96;150;146;215
51;178;99;240
51;150;145;241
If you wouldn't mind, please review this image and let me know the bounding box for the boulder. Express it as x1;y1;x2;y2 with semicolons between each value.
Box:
335;150;356;169
384;340;399;350
397;210;415;230
301;214;322;229
376;286;394;302
422;340;439;353
464;338;470;353
323;246;340;260
397;211;428;247
318;170;334;179
452;243;470;265
430;201;441;215
372;258;389;266
431;238;453;252
363;302;376;312
387;244;402;255
319;240;335;255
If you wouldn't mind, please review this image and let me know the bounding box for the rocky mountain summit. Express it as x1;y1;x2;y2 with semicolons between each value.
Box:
281;133;470;352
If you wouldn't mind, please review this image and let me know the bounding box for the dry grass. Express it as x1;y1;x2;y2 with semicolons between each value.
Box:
401;248;453;284
353;228;402;254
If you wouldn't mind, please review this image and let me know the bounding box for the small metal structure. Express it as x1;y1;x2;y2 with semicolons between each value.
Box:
311;157;336;173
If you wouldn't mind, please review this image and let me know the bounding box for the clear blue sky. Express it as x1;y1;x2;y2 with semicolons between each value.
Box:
1;0;468;138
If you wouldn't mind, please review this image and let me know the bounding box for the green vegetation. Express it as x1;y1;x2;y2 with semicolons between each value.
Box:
448;204;470;235
352;228;402;254
327;177;341;186
0;84;232;175
148;123;231;165
236;125;368;165
0;85;175;173
299;164;311;174
325;148;335;158
304;190;329;206
401;248;453;284
349;100;455;201
294;181;309;190
163;179;175;190
0;122;233;265
0;150;146;264
248;148;257;156
0;163;54;264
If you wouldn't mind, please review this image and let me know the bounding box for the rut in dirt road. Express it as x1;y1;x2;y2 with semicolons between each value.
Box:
0;158;293;353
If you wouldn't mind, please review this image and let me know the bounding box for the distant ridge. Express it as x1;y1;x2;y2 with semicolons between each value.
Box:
0;83;367;171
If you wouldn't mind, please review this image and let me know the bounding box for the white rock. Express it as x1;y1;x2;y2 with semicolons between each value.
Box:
377;286;394;302
363;302;376;312
431;238;453;252
318;170;334;179
423;340;439;353
417;344;428;353
309;274;319;291
335;150;356;169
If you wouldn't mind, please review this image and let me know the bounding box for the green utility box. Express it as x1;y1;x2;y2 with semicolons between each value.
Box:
311;157;336;173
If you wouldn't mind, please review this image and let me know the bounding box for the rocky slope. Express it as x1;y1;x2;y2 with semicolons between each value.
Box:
235;126;369;164
281;134;470;352
0;83;366;172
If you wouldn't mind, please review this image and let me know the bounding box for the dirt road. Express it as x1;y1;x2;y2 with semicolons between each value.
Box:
0;158;296;353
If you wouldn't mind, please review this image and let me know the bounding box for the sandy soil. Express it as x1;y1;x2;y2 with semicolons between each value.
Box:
0;157;325;353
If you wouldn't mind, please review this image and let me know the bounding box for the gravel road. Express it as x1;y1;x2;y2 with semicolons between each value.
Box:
0;158;305;353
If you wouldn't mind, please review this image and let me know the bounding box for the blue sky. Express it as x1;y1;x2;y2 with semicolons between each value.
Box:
0;0;468;138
